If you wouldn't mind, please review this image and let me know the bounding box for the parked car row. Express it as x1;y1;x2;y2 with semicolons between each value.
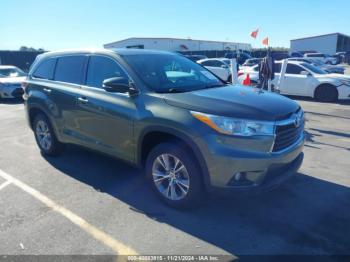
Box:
288;58;345;74
238;60;350;102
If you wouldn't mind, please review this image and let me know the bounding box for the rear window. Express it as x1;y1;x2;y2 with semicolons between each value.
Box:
33;58;56;79
54;56;86;85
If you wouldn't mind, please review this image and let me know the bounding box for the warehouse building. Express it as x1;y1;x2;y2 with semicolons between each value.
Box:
104;37;252;52
290;33;350;55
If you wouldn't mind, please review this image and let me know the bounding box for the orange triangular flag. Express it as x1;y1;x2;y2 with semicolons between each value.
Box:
250;29;259;39
262;37;269;46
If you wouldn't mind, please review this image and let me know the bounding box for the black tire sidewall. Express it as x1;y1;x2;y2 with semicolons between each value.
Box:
33;113;62;156
145;143;204;209
315;85;338;102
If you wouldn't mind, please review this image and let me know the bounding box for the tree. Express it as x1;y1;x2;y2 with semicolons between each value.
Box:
19;46;45;52
19;46;29;51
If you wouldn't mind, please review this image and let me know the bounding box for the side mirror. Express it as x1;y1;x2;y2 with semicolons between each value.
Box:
300;71;311;76
103;77;134;94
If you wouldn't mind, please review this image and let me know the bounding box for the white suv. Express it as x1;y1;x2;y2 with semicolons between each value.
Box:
238;60;350;102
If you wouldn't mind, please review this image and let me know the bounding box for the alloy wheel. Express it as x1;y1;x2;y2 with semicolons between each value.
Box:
35;120;52;151
152;154;190;201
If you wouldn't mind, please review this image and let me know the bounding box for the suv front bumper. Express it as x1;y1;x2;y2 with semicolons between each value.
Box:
195;131;305;192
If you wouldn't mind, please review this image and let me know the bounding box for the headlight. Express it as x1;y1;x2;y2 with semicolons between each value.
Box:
191;111;275;136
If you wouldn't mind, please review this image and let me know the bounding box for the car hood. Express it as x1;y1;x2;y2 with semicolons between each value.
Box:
0;76;26;84
316;74;350;81
163;85;300;121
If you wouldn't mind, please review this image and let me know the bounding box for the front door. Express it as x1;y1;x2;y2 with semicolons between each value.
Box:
280;63;311;96
74;55;138;162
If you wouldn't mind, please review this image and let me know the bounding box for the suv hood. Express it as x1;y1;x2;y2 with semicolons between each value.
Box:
163;85;300;121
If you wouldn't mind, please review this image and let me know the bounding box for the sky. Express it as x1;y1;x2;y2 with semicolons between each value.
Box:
1;0;349;51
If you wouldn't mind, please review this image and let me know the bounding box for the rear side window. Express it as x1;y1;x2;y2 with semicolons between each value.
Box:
86;56;127;88
33;58;56;79
54;56;86;85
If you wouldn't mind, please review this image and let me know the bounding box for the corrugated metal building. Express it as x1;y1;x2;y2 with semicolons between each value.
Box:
290;33;350;55
104;37;252;52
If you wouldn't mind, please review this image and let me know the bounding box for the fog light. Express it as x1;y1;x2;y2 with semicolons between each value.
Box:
228;172;254;187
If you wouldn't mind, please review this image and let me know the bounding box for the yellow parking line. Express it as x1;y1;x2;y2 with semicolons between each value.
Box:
0;169;137;255
0;180;11;191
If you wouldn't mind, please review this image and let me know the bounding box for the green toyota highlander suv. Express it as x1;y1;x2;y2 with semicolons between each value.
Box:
23;49;305;208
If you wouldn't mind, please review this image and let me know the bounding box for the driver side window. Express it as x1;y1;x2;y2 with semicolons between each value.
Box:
286;64;304;75
86;56;127;88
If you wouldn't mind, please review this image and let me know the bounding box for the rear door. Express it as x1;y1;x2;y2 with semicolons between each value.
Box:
51;55;88;144
74;55;137;162
30;55;87;144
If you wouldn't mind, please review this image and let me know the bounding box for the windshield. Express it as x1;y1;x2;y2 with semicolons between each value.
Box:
0;67;26;78
122;53;225;93
301;63;327;74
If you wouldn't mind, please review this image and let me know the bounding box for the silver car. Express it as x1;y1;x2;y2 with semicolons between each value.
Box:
0;66;27;99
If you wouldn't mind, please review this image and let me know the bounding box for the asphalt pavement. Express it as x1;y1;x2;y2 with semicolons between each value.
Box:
0;97;349;259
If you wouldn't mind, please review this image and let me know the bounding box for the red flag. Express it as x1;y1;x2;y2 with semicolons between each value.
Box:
250;29;259;39
262;37;269;46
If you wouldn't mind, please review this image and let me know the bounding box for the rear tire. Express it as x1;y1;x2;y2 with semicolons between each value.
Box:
314;84;338;102
145;143;204;209
33;113;64;156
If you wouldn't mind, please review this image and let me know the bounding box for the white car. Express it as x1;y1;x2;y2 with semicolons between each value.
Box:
238;60;350;102
304;53;338;65
0;66;26;99
197;58;232;82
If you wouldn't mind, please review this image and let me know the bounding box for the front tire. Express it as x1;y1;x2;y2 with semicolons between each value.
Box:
314;84;338;102
33;113;64;156
146;143;204;209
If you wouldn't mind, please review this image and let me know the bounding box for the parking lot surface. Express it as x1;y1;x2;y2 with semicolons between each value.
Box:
0;97;349;257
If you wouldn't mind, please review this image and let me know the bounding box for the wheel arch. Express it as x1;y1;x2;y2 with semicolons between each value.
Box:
28;104;62;141
137;126;211;190
313;83;339;99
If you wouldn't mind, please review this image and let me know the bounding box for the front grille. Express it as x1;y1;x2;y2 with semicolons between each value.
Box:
11;88;24;98
273;118;304;152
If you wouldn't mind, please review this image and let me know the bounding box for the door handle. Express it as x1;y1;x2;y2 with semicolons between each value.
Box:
78;97;89;104
43;88;52;93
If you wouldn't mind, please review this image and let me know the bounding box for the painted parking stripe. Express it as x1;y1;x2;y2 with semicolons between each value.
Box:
0;180;11;191
0;169;137;255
